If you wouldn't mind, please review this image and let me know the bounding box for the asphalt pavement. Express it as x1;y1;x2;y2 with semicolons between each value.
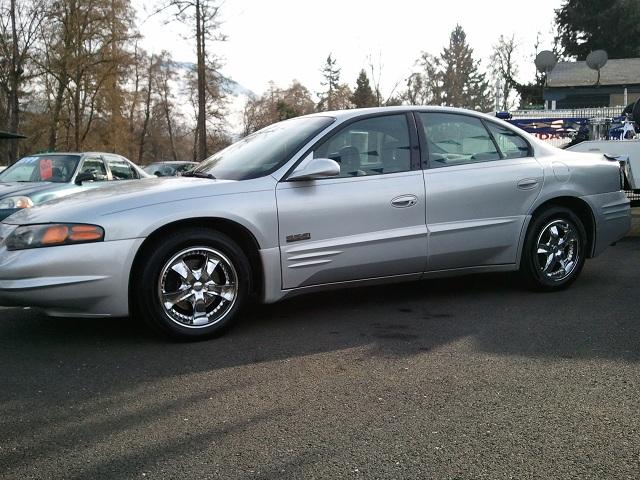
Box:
1;238;639;479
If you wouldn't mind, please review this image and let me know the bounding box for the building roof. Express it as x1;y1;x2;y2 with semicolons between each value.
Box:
547;58;640;88
0;131;26;139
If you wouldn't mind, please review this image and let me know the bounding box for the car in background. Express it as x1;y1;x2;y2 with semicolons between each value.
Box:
144;161;198;177
0;152;151;221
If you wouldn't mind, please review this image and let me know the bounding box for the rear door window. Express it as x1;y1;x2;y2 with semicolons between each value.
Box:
105;155;139;180
419;112;500;168
485;122;531;159
79;157;109;181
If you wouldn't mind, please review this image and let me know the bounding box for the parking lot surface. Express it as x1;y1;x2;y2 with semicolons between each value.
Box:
1;238;639;479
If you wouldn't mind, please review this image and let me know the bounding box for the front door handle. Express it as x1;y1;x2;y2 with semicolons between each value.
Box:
517;178;539;190
391;194;418;208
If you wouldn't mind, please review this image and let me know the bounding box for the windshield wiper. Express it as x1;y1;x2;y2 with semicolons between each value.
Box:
182;171;216;179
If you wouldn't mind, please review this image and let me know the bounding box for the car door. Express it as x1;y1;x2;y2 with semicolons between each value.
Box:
417;112;543;271
276;113;427;289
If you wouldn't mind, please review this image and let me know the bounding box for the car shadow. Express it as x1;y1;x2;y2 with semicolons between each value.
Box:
1;239;638;377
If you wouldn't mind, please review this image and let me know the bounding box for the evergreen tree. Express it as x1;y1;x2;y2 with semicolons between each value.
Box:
350;69;377;108
318;54;341;110
439;25;493;111
556;0;640;59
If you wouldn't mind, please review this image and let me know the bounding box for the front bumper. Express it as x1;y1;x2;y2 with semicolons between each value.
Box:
582;191;631;257
0;233;144;317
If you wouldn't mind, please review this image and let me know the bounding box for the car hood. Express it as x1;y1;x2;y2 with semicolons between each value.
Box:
3;176;262;225
0;181;59;198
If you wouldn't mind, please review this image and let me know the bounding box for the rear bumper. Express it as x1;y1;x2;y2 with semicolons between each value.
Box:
582;191;631;257
0;237;143;317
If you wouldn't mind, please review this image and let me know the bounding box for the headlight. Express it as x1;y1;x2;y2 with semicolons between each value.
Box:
6;223;104;251
0;196;34;210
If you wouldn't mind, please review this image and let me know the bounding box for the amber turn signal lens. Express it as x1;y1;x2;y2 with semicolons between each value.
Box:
69;225;103;242
41;225;70;245
6;223;105;251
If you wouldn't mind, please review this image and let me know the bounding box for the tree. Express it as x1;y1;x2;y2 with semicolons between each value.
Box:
556;0;640;59
366;52;403;107
401;53;443;106
183;62;228;159
439;25;493;111
318;54;341;110
350;69;377;108
490;34;519;111
36;0;137;152
0;0;45;163
242;80;315;135
506;32;546;108
159;0;226;160
153;51;179;161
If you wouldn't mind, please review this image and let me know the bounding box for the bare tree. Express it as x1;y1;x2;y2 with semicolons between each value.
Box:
367;52;404;107
401;53;442;106
0;0;45;162
153;51;179;161
490;34;519;111
156;0;226;160
243;80;315;135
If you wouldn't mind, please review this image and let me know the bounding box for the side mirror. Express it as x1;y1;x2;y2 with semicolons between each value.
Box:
288;158;340;181
75;172;97;185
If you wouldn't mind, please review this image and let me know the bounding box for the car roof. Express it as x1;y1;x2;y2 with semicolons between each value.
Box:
27;152;125;157
297;105;554;156
301;105;500;122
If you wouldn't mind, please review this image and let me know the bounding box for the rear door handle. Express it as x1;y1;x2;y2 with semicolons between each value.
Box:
517;178;539;190
391;194;418;208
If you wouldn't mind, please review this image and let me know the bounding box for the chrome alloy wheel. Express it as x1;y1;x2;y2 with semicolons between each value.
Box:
534;219;580;282
158;247;238;328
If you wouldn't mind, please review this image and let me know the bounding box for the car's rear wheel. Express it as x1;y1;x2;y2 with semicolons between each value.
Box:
520;206;587;290
133;228;251;340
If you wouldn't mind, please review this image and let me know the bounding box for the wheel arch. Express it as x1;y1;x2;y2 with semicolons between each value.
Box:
529;196;596;257
128;217;264;312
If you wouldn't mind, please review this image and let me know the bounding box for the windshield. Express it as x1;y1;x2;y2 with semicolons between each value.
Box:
144;163;176;175
0;155;80;183
194;116;334;180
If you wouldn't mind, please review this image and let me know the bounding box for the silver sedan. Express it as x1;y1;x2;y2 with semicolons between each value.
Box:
0;107;631;340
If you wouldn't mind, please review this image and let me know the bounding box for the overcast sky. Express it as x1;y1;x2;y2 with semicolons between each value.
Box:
135;0;563;98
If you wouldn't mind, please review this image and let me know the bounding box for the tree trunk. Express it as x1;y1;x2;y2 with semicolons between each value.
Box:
8;0;20;164
48;76;67;150
164;102;178;161
138;65;153;164
195;0;207;161
73;77;81;150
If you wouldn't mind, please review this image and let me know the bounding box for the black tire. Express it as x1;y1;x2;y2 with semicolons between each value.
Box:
520;206;587;291
132;228;251;341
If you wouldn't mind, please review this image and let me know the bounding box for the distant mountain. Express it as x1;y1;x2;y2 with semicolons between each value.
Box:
223;77;255;98
174;61;253;135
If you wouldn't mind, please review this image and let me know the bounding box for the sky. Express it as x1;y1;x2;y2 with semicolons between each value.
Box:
135;0;563;98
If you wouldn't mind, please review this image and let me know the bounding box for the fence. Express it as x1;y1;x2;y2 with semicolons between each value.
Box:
509;106;625;120
506;107;627;148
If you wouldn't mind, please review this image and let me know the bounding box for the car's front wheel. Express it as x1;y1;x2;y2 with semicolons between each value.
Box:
520;206;587;291
133;228;251;340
